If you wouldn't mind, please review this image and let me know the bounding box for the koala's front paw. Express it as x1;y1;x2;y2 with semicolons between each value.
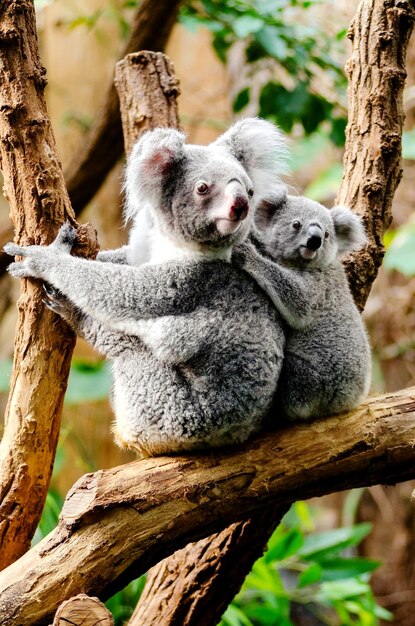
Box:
4;242;46;279
232;241;257;268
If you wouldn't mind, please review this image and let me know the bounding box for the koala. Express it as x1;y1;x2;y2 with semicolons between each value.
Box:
6;118;287;456
233;191;371;421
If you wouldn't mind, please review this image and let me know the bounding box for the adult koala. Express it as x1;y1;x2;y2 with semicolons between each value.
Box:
234;190;371;421
6;119;287;456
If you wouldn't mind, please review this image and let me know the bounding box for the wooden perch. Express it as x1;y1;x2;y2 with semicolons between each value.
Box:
0;387;414;626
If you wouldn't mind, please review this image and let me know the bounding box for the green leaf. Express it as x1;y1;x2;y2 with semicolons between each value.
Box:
374;604;394;621
298;562;322;588
403;129;415;160
233;15;264;38
303;162;343;202
65;359;112;404
265;526;304;562
233;87;250;113
330;117;347;147
221;604;254;626
0;358;12;393
318;557;380;581
245;558;286;595
384;220;415;276
298;523;372;560
255;26;289;60
317;578;371;601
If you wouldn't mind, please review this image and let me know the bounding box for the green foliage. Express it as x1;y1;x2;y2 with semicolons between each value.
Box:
402;129;415;160
181;0;348;142
220;503;390;626
384;217;415;277
105;576;147;625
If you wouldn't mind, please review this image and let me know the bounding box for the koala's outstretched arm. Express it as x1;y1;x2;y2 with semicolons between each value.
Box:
5;226;202;329
233;241;321;329
43;285;137;358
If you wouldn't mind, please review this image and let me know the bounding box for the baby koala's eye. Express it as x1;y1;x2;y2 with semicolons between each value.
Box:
324;231;329;239
292;220;301;230
248;188;254;198
196;181;209;195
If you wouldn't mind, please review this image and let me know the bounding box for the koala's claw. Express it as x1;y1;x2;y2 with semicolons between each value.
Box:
7;261;28;278
51;223;77;252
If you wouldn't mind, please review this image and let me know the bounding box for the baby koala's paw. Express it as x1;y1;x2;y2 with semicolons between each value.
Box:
232;240;259;269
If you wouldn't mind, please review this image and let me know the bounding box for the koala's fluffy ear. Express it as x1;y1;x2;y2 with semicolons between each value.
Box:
331;206;367;254
211;118;289;202
124;128;185;221
255;186;288;230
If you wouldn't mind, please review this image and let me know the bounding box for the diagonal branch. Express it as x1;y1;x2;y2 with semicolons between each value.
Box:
0;386;414;626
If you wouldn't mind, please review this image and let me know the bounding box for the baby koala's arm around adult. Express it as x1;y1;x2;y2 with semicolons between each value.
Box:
5;225;199;327
233;240;319;329
97;246;131;265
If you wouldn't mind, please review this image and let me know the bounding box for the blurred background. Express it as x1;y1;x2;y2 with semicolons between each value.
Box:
0;1;414;624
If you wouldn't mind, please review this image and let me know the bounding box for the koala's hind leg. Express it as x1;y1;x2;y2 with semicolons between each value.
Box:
276;354;328;421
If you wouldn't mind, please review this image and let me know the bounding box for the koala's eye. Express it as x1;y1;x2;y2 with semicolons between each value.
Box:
292;220;301;230
248;188;254;198
196;181;209;195
324;231;329;239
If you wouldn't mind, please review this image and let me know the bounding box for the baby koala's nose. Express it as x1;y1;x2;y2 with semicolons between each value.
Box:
306;234;322;250
229;196;249;221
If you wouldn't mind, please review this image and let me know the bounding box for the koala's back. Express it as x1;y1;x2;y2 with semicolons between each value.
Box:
111;260;284;456
280;262;371;420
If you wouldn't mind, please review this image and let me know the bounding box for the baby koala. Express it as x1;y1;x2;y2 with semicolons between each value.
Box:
234;191;371;421
6;118;287;456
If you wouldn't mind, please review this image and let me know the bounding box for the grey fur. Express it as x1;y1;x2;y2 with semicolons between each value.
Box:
233;191;371;421
6;118;287;455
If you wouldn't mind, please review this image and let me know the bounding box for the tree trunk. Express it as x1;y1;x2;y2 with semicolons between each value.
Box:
0;0;86;570
128;506;289;626
336;0;415;311
115;51;180;157
129;0;415;623
0;386;414;626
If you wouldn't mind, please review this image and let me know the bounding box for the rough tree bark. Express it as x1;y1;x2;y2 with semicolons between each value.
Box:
128;0;415;623
114;51;181;157
336;0;415;310
0;0;97;571
0;386;414;626
53;594;113;626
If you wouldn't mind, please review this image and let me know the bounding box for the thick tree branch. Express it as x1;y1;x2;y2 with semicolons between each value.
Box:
337;0;415;310
0;386;414;626
0;0;88;570
64;0;183;214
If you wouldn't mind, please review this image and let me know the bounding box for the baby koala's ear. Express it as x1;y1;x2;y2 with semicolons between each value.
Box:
124;128;185;220
211;118;289;200
255;186;288;230
331;206;367;254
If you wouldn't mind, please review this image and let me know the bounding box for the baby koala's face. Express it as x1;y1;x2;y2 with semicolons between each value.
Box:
259;196;367;270
269;203;337;269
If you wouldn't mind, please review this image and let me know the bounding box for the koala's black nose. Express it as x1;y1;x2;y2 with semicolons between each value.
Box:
229;196;249;221
306;235;322;250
